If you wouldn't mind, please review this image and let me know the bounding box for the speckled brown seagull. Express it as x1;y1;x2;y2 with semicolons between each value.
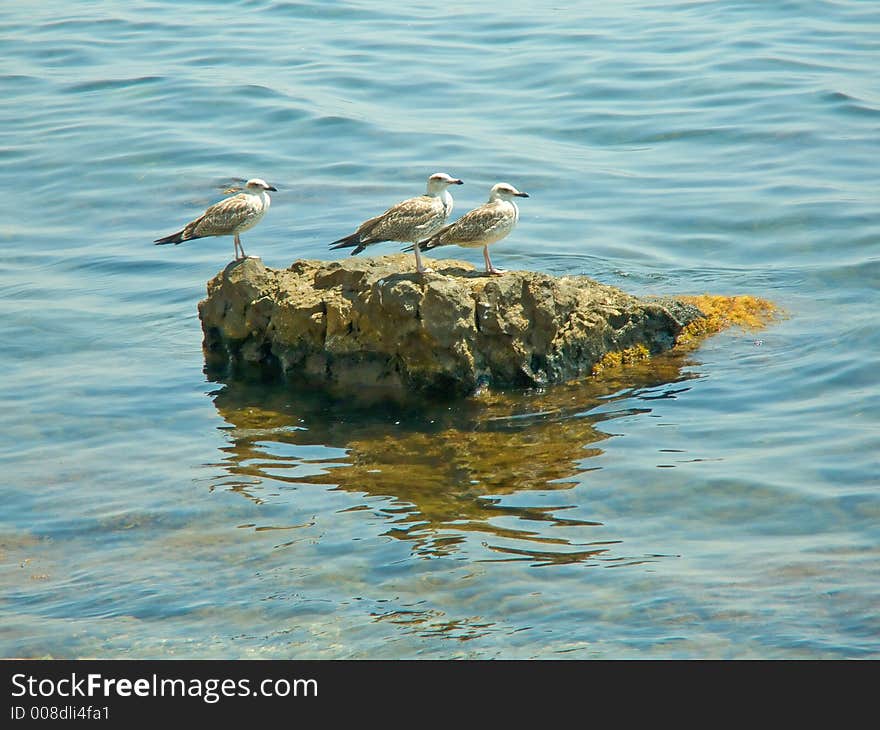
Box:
329;172;463;274
154;178;277;261
416;182;528;275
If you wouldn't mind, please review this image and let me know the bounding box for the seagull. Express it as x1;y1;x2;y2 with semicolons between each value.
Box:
154;178;277;260
416;182;528;275
329;172;463;274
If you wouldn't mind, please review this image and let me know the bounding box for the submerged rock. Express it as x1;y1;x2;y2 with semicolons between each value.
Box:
198;254;704;397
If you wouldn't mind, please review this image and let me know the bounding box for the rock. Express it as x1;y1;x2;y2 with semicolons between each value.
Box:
198;254;703;398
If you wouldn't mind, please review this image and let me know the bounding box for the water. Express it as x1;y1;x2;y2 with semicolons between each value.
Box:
1;0;878;659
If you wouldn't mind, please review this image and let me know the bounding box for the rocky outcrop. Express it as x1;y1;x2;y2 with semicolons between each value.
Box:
198;254;703;398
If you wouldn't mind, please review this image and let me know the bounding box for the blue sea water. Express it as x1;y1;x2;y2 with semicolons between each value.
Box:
1;0;878;658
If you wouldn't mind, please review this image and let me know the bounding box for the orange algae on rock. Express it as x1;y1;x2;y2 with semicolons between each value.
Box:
591;294;779;377
675;294;780;348
590;343;651;376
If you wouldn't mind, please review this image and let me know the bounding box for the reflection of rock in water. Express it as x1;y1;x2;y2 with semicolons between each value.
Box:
209;352;699;563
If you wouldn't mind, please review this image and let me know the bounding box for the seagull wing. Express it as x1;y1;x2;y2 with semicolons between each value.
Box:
421;202;509;249
358;195;444;243
184;193;259;240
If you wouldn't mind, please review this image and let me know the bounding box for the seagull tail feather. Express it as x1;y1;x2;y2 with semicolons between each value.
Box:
329;232;362;251
416;236;443;252
154;229;185;245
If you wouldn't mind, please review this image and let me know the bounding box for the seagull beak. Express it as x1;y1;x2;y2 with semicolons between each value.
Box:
266;185;278;191
453;179;464;185
515;191;529;198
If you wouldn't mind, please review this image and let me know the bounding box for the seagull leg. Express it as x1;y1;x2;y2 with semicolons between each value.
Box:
484;245;505;276
235;233;249;260
414;242;434;275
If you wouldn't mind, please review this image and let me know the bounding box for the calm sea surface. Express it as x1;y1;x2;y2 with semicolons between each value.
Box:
1;1;878;658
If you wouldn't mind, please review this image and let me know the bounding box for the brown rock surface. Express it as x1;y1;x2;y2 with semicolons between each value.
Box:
198;254;703;397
